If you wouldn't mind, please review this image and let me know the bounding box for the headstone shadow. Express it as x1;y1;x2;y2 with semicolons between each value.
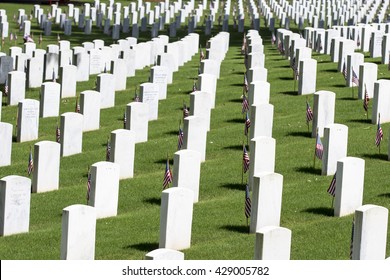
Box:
294;166;321;175
219;183;244;191
302;206;333;217
361;153;388;161
143;197;161;205
220;224;250;234
226;117;244;124
126;242;159;252
349;118;371;124
378;193;390;198
223;144;244;151
279;90;297;96
285;131;311;138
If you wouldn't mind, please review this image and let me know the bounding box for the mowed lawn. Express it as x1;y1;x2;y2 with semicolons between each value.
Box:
0;2;389;260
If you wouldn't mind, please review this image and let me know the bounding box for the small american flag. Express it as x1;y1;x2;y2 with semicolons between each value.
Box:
350;218;355;259
48;12;52;20
271;32;276;45
243;73;248;93
177;127;184;150
327;172;336;197
342;62;347;81
56;125;60;143
86;171;91;203
123;112;127;129
163;159;173;190
357;34;360;47
363;84;369;112
192;80;197;92
10;33;14;41
375;116;383;147
278;40;285;55
243;146;250;173
245;184;251;219
4;78;8;96
244;112;251;136
315;132;323;160
75;96;80;113
352;69;359;86
106;139;111;161
242;94;250;113
27;148;34;176
306;101;314;123
52;68;56;82
183;104;189;119
291;56;298;79
134;91;140;102
200;45;205;60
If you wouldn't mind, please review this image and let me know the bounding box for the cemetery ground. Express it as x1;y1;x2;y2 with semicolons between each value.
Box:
0;1;389;260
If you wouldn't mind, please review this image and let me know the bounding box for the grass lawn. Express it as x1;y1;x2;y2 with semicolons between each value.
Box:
0;1;389;260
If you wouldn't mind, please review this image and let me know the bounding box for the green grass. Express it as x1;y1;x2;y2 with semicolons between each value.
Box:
0;2;389;260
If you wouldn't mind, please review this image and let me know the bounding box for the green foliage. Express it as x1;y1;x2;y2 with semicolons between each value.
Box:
0;2;389;260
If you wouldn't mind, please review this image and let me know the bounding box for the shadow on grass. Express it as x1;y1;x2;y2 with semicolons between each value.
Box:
279;76;294;80
349;118;371;124
280;65;292;69
226;118;244;124
303;207;333;217
324;69;338;73
126;242;159;252
229;98;244;103
143;197;161;206
232;83;246;87
154;158;173;165
360;153;388;160
220;224;250;234
295;166;321;175
165;129;178;136
334;84;346;88
285;131;312;138
378;193;390;198
223;144;244;151
219;183;245;191
339;97;356;101
279;90;298;96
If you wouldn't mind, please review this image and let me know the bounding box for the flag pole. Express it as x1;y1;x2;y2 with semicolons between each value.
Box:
313;128;318;169
241;141;244;186
378;113;381;154
306;97;310;133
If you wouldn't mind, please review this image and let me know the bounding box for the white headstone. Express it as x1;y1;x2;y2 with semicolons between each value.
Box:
372;80;390;124
60;65;77;98
351;204;388;260
60;204;96;260
322;124;348;176
40;82;60;118
75;51;90;82
150;66;168;100
190;91;211;131
110;129;135;179
298;58;317;95
358;63;377;100
254;226;291;260
32;141;60;193
17;99;39;142
27;57;44;89
173;149;201;203
60;112;83;157
80;90;101;132
250;172;283;233
312;90;336;138
145;249;184;260
97;73;115;109
159;188;194;250
183;116;207;162
198;73;217;109
334;157;365;217
250;104;274;139
125;102;149;143
111;59;127;91
248;137;276;189
0;122;12;167
88;161;120;219
0;175;31;236
140;82;160;121
247;67;268;84
8;71;26;105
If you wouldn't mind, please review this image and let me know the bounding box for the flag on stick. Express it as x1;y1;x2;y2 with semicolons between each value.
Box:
123;112;127;129
363;84;369;112
27;147;34;176
192;79;197;92
75;96;80;113
243;145;250;173
244;112;251;136
315;131;323;160
243;73;248;93
352;69;359;86
375;114;383;147
327;173;336;197
56;124;61;143
306;100;314;123
183;103;189;119
106;138;111;161
342;62;347;81
163;158;173;190
244;184;251;219
86;168;91;204
199;45;205;60
178;126;184;150
271;32;276;45
4;77;8;96
242;93;250;113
